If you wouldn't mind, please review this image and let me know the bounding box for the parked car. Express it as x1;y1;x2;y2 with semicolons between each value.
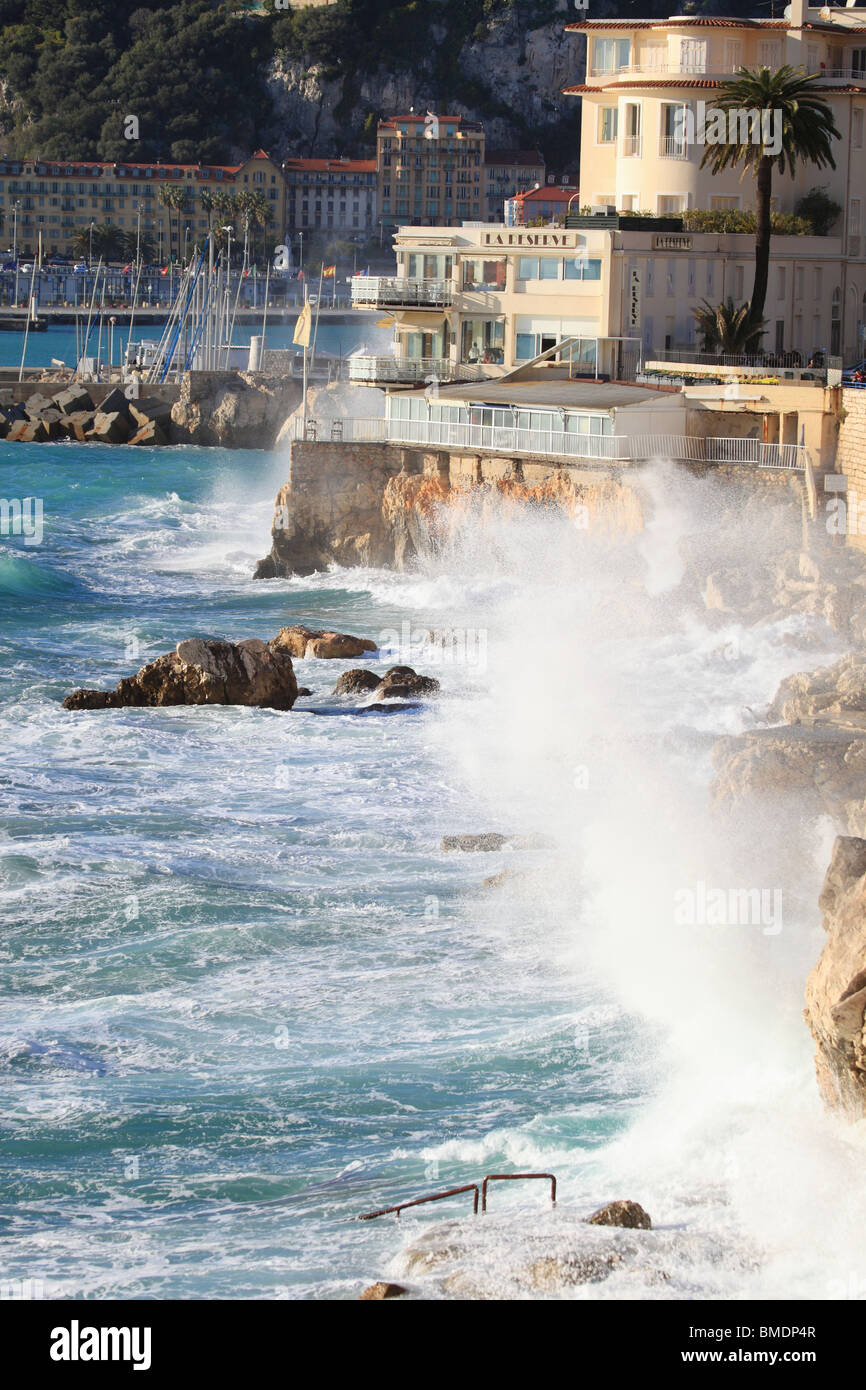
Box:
19;264;33;275
843;358;866;385
73;262;88;273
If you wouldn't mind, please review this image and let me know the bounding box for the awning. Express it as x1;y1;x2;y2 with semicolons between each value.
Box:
395;311;448;330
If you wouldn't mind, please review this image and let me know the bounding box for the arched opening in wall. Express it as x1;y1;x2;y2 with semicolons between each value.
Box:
831;286;842;356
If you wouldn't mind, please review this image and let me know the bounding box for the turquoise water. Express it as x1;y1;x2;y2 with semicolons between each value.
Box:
2;442;865;1300
0;321;375;371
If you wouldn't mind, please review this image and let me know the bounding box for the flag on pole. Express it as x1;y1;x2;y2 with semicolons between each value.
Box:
376;316;395;329
322;264;336;278
160;265;169;277
293;300;312;347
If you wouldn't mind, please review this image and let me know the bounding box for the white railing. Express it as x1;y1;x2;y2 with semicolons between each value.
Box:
589;62;743;78
659;137;690;159
347;355;487;383
350;276;452;308
287;416;809;470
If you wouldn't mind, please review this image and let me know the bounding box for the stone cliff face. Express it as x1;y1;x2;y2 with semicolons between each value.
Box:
806;837;866;1119
254;438;645;579
171;373;302;449
265;0;580;161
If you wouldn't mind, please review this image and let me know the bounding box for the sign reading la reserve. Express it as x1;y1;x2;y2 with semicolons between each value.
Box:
482;231;580;248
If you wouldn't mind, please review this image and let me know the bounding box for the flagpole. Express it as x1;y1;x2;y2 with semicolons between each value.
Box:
302;282;309;438
311;263;324;376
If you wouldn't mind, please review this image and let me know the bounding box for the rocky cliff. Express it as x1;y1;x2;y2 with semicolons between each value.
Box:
806;837;866;1119
265;0;581;164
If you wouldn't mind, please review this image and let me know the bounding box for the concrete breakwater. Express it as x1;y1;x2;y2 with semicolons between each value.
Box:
0;370;301;449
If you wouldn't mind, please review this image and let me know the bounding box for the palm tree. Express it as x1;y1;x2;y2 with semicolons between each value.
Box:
693;297;767;354
700;66;839;340
71;222;124;262
157;184;192;261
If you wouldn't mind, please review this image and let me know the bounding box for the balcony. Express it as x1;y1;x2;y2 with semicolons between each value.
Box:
351;275;453;310
589;62;742;80
285;414;810;471
347;355;486;385
659;138;690;160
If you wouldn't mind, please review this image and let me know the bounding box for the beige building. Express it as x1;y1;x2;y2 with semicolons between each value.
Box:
349;217;850;379
565;2;866;355
0;150;286;261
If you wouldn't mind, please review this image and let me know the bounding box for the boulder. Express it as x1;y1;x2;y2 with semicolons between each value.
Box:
63;637;298;712
805;835;866;1118
272;625;377;660
6;418;48;442
332;669;381;696
769;653;866;725
128;420;167;447
443;832;552;852
373;665;440;701
24;392;55;420
1;401;28;425
98;387;135;422
86;411;131;444
587;1200;652;1231
295;686;312;698
129;396;174;430
53;384;94;415
359;1282;407;1301
66;411;96;441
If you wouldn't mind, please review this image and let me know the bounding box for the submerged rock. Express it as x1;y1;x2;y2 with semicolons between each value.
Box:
372;665;440;701
442;832;552;853
359;1282;407;1301
63;638;298;711
272;624;377;660
332;669;381;696
805;835;866;1119
587;1200;652;1231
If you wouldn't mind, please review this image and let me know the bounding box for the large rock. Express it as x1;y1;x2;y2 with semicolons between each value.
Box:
271;624;377;660
7;418;49;442
65;411;96;442
63;638;298;711
130;396;174;430
24;391;55;420
769;653;866;725
86;411;131;444
712;725;866;834
332;669;381;696
128;420;167;447
99;387;135;422
171;371;301;448
53;384;94;415
372;664;440;700
359;1282;407;1301
587;1201;652;1231
805;836;866;1118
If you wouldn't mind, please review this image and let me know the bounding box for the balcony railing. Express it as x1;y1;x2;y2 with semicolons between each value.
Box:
287;415;809;471
622;136;642;157
350;276;452;309
347;354;487;384
589;61;743;78
658;137;690;159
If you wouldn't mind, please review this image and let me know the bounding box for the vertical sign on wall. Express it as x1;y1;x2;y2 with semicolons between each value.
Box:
628;265;642;332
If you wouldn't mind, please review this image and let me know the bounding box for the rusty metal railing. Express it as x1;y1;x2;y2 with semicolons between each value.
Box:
481;1172;556;1212
358;1183;480;1221
358;1171;557;1221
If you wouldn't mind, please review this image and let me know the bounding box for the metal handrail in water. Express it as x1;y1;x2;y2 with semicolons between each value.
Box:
481;1173;557;1213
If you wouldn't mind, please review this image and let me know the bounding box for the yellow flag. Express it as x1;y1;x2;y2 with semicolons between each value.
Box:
293;301;312;347
322;264;336;278
376;316;394;329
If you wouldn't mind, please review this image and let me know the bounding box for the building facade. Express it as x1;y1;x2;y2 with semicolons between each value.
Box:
349;217;854;378
283;157;377;238
0;150;285;261
377;114;486;229
483;149;547;222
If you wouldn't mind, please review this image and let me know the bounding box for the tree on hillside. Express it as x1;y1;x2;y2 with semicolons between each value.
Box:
700;66;839;342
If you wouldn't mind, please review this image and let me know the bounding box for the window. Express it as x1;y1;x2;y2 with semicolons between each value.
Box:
593;38;630;74
687;261;696;296
758;41;781;68
461;258;506;291
853;47;866;79
734;265;744;300
706;262;714;297
849;198;861;235
624;104;641;156
563;257;601;281
814;266;823;300
658;195;685;215
598;107;618;143
831;285;841;354
795;266;804;300
710;196;739;211
660;104;689;157
777;265;787;300
725;39;742;73
679;39;706;74
461;319;504;364
666;260;676;296
855;109;864;150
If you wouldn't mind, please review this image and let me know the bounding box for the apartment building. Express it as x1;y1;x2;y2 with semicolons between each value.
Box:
377;114;486;228
0;150;285;260
283;157;377;238
506;184;580;226
561;2;866;357
483;149;547;222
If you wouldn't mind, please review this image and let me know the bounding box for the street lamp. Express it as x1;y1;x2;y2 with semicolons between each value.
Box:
88;219;95;270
